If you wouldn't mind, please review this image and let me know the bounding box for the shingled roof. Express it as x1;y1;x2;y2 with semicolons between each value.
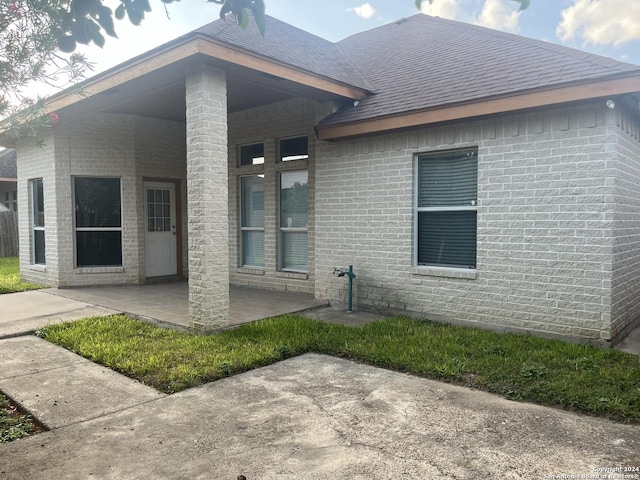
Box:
0;149;17;180
196;15;373;91
321;14;640;126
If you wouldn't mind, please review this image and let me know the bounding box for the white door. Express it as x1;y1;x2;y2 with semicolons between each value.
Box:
145;182;177;277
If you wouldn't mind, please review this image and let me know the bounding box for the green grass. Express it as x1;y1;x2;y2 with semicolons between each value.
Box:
39;314;640;423
0;257;44;294
0;393;41;443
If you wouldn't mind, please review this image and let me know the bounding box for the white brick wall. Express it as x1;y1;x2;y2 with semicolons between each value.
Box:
227;97;331;294
16;113;186;287
610;104;640;341
186;65;229;330
315;103;620;342
16;134;56;285
134;116;188;281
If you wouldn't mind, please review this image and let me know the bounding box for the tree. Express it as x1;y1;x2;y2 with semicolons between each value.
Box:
0;0;530;140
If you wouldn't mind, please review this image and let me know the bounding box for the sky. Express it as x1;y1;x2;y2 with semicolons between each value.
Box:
30;0;640;97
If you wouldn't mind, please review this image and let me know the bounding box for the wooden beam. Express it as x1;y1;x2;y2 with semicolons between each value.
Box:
43;40;201;114
195;38;368;100
317;75;640;140
38;35;368;117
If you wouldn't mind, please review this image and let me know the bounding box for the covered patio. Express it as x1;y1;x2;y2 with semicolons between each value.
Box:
48;283;328;330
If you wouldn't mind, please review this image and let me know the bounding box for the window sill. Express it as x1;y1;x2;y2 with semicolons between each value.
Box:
237;267;265;276
75;266;124;274
28;264;46;272
277;271;308;280
412;266;477;280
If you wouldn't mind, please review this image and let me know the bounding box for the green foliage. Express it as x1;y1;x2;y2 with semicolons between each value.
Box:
53;0;266;54
0;257;45;294
40;314;640;423
0;393;40;443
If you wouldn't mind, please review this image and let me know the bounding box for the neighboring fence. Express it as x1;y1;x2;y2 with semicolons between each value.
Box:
0;211;19;258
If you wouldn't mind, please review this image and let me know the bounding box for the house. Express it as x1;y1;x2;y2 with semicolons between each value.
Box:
1;14;640;345
0;149;17;212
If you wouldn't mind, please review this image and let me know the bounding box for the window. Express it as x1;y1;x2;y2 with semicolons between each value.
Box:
30;179;45;265
279;136;308;162
240;175;265;267
240;143;264;166
74;177;122;267
416;149;477;269
280;170;308;271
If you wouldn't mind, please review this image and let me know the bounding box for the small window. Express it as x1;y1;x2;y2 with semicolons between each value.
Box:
279;136;308;162
30;179;45;265
415;149;477;269
240;175;265;267
74;177;122;267
280;170;308;271
240;143;265;166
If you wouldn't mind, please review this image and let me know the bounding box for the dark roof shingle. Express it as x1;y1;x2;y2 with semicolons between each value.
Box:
196;15;373;91
0;149;16;179
321;14;640;125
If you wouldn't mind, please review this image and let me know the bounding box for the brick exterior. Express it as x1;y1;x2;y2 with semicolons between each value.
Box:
227;98;332;294
16;135;56;285
610;105;640;341
14;92;640;344
315;102;630;343
16;113;186;287
185;65;229;330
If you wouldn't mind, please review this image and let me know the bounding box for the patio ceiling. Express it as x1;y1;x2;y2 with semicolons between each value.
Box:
39;41;362;125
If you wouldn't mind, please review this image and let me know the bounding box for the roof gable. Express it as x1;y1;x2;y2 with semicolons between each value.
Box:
197;15;373;91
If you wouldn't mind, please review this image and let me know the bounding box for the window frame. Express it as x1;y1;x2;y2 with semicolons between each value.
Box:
238;142;265;167
239;174;266;268
278;135;309;163
278;169;308;273
73;176;123;268
413;148;478;271
30;178;45;265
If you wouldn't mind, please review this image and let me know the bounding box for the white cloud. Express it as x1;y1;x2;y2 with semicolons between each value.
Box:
475;0;521;32
347;3;377;20
419;0;461;20
557;0;640;46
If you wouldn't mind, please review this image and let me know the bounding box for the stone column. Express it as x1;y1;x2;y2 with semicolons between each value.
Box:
185;65;229;331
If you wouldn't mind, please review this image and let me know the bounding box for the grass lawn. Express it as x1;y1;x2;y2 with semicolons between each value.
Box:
39;314;640;423
0;257;44;294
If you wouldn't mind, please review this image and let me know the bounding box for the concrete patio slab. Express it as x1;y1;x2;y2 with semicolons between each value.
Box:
0;290;118;338
47;282;329;329
0;336;165;429
1;353;638;479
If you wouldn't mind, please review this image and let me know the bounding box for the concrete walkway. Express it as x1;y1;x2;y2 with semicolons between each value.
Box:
1;288;640;478
1;345;639;479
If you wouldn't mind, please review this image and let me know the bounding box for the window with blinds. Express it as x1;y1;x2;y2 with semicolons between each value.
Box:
416;149;477;269
240;175;265;267
280;170;308;272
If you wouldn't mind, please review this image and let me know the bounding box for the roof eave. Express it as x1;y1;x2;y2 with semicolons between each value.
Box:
32;34;369;119
317;74;640;140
